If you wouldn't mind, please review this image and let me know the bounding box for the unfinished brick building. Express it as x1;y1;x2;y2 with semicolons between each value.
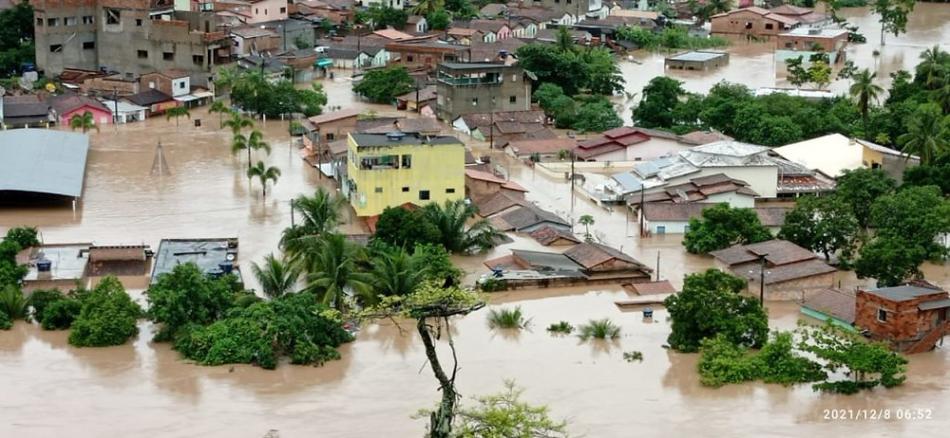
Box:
32;0;231;81
855;284;950;353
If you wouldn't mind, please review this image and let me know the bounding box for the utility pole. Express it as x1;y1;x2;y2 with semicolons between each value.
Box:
569;146;575;225
112;87;118;131
656;251;660;281
638;185;645;237
758;253;768;306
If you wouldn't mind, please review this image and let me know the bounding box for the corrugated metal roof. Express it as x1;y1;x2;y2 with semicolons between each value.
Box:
0;129;89;197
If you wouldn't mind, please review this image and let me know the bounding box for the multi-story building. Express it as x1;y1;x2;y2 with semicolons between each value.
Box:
32;0;232;80
343;132;465;217
435;62;531;122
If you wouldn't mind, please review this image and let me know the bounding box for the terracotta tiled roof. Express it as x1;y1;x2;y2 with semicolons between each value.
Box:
710;239;819;267
642;203;715;222
307;108;361;125
564;243;650;271
802;288;855;324
474;191;527;217
628;280;677;295
529;226;581;246
465;169;528;192
505;138;577;156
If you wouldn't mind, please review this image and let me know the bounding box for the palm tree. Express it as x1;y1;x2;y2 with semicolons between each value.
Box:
165;106;191;128
422;199;501;254
209;100;230;129
579;214;595;242
302;234;373;311
247;161;281;200
897;103;948;166
916;45;948;90
251;253;300;298
411;0;444;15
223;111;253;135
369;247;426;300
280;188;346;256
68;111;98;133
849;69;884;133
231;129;270;170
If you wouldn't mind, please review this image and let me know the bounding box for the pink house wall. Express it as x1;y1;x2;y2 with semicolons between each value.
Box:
60;106;112;126
497;25;511;40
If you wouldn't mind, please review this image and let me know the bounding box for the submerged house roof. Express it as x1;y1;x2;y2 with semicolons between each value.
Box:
711;239;835;285
493;204;570;232
529;226;581;246
0;129;90;197
151;238;241;284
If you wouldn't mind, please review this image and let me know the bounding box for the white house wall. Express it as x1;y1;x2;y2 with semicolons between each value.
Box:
704;192;756;208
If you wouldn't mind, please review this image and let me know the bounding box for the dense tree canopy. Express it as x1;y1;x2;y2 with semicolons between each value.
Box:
230;72;327;117
778;195;859;262
353;66;415;103
516;31;624;97
682;204;772;254
68;277;143;347
147;263;242;341
0;1;34;75
664;269;768;353
373;206;442;251
856;185;950;286
834;168;897;229
173;292;353;369
534;84;622;132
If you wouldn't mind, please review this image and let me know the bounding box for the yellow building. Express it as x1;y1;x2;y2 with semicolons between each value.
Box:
345;132;465;217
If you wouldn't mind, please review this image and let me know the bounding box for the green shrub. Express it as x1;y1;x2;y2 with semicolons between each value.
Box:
546;321;574;334
756;332;826;385
28;289;66;320
698;332;826;388
578;319;621;340
487;307;529;330
0;310;11;330
291;341;341;365
4;227;40;249
41;299;82;330
479;278;507;292
0;284;29;322
173;292;352;369
68;277;142;347
698;335;763;387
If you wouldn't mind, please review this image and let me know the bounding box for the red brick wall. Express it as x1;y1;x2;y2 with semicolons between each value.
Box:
855;290;948;344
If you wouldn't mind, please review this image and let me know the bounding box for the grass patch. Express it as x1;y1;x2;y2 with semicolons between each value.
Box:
546;321;574;334
487;306;530;330
624;351;644;362
578;319;621;340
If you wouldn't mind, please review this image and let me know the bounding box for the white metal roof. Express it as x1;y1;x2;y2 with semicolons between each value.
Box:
0;129;89;197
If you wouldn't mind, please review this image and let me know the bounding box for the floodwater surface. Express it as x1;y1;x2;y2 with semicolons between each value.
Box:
2;4;950;437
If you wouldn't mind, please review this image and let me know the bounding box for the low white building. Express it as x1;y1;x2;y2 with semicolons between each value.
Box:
773;133;918;182
99;100;147;124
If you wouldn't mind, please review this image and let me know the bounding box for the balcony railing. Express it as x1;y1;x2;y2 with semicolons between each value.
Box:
436;77;501;87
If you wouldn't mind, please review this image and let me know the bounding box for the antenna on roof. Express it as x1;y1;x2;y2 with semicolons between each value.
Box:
151;139;171;176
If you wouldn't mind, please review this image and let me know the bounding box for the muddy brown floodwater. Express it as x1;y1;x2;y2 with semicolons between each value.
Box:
2;5;950;437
